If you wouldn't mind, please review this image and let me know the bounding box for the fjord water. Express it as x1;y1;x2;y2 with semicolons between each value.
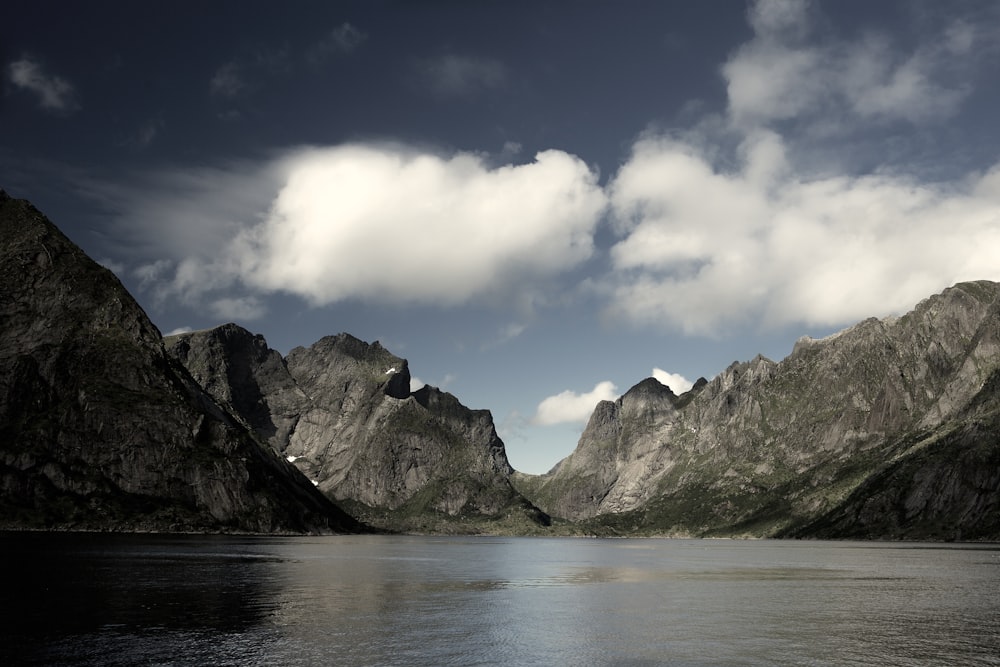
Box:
3;535;998;666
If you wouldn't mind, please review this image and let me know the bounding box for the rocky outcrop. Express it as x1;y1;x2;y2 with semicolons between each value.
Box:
164;324;307;453
517;281;1000;539
0;190;363;533
783;366;1000;541
514;377;689;521
166;327;549;533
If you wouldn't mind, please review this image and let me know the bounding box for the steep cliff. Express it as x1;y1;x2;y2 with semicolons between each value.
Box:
166;326;549;533
516;281;1000;539
0;191;363;533
783;365;1000;541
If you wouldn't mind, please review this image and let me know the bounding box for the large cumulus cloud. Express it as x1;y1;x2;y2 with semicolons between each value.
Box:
231;145;606;305
124;144;606;315
603;0;1000;335
606;130;1000;334
97;0;1000;339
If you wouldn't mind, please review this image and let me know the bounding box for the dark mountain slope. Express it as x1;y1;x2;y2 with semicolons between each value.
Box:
0;190;363;533
166;326;549;534
782;366;1000;541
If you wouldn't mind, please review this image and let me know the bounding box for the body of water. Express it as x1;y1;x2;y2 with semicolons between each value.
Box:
2;533;998;666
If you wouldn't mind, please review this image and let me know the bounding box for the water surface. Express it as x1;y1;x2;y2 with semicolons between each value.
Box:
3;534;998;665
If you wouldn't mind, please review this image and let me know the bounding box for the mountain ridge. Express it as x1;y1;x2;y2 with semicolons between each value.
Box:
2;189;996;539
0;190;363;533
165;324;550;534
514;280;1000;540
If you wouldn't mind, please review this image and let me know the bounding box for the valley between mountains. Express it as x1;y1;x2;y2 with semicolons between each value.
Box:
2;190;998;539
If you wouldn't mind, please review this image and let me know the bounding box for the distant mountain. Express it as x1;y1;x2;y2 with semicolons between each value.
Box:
0;190;363;533
3;190;996;540
515;281;1000;540
165;326;549;534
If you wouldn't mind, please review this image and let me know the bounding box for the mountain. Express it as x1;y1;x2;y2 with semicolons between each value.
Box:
0;190;363;533
515;281;1000;540
784;364;1000;540
4;190;996;540
165;325;550;534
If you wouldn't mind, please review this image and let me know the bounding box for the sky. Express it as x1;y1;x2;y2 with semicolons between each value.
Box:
4;0;1000;474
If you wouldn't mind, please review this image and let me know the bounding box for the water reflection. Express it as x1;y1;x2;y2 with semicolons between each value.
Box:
2;534;998;666
3;533;287;665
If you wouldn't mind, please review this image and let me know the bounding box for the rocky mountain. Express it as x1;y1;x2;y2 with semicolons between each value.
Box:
515;281;1000;540
0;190;363;533
165;325;549;534
3;190;996;540
784;364;1000;540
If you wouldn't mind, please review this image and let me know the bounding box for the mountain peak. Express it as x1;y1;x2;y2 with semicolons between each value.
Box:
625;376;677;400
519;278;1000;539
1;195;360;533
169;324;540;531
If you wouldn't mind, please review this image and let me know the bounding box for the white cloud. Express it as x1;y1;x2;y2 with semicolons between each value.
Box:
165;326;193;336
532;381;619;426
651;369;693;394
839;34;968;124
607;132;1000;334
746;0;813;40
723;40;823;126
77;0;999;344
724;0;978;129
416;55;507;97
7;57;76;112
133;259;174;289
603;0;1000;336
409;376;425;392
217;145;605;306
98;145;602;312
500;141;523;160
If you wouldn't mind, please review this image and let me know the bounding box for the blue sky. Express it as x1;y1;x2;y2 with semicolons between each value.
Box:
4;0;1000;474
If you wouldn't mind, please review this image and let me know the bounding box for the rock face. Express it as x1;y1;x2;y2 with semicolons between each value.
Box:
4;190;995;540
165;327;548;533
785;366;1000;540
0;191;363;533
516;281;1000;540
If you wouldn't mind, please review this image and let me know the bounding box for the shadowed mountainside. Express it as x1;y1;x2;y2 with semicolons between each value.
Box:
165;325;550;534
0;190;363;533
